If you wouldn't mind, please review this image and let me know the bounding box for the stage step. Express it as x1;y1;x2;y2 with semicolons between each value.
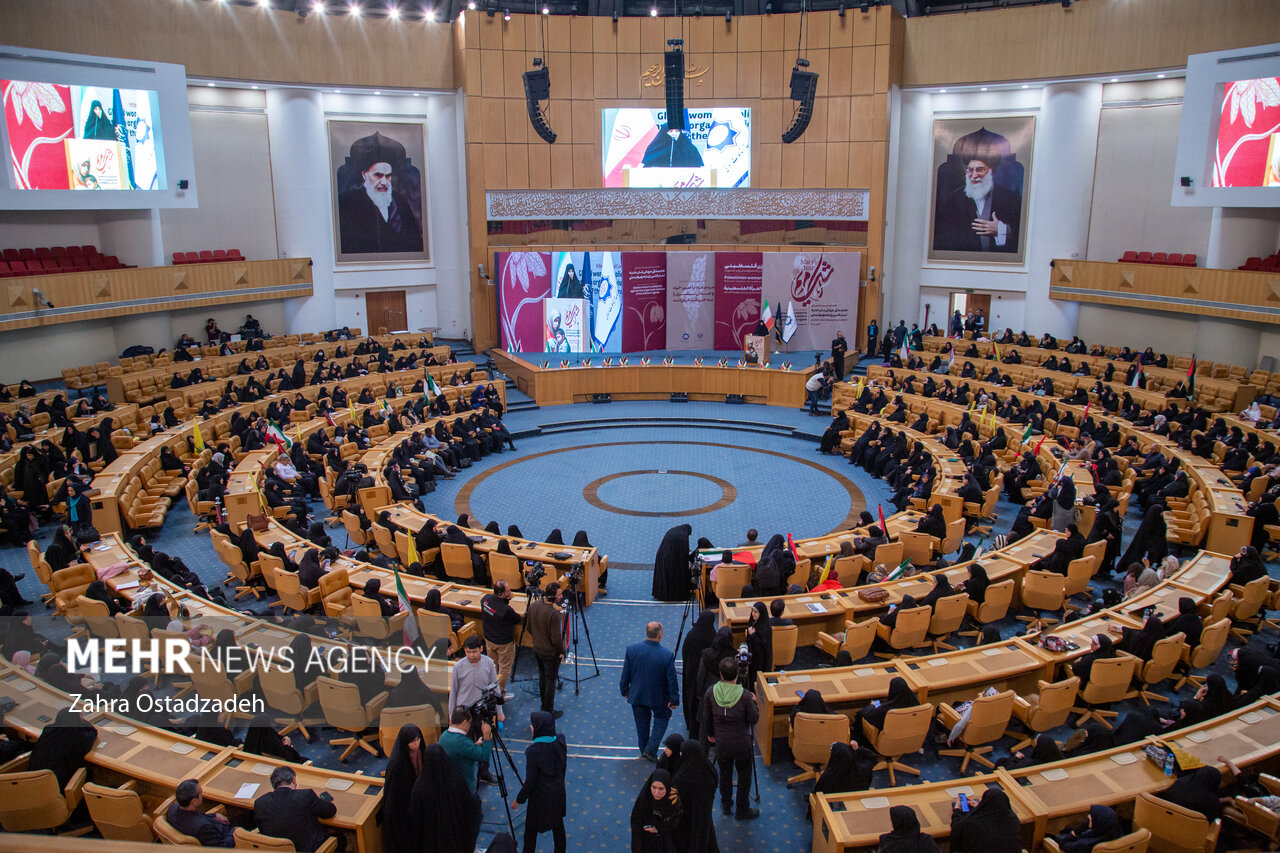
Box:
532;416;803;440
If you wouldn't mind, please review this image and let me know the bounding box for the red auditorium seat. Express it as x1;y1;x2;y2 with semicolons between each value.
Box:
1136;251;1153;263
1167;253;1182;265
0;261;12;278
172;252;185;265
1120;250;1138;262
1151;252;1167;263
228;249;244;261
18;248;36;261
1242;257;1262;270
88;256;106;270
34;247;53;260
183;251;199;264
1262;256;1278;272
67;245;84;257
57;257;75;270
2;249;19;262
1181;254;1197;267
51;246;68;257
105;255;123;269
198;250;214;263
212;249;228;261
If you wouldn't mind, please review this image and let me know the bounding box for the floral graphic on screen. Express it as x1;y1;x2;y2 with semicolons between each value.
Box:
498;251;552;351
3;80;73;189
1213;77;1280;188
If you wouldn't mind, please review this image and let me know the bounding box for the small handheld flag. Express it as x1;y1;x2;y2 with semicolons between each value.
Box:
693;356;704;366
885;559;913;582
1033;434;1047;454
878;504;888;535
1020;423;1033;445
716;358;727;368
1186;353;1197;398
192;419;205;452
620;357;630;366
394;570;422;646
662;356;673;366
559;359;570;368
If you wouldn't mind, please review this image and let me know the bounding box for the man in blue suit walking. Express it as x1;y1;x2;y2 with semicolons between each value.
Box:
620;621;680;761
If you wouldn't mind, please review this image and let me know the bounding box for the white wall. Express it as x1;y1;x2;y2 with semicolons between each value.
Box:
0;210;101;254
160;88;278;262
1088;98;1212;263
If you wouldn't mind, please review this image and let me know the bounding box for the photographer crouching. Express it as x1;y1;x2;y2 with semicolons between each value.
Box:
448;636;504;785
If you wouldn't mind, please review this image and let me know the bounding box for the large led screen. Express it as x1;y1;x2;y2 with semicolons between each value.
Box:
3;80;166;191
602;107;750;189
1211;77;1280;188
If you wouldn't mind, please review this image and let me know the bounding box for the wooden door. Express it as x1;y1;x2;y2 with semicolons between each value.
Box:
365;290;408;335
966;293;991;327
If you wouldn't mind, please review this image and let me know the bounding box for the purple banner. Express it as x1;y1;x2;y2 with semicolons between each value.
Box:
713;252;763;350
622;252;667;352
496;251;553;351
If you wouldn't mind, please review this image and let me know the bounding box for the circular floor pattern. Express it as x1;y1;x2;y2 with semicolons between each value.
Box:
456;440;866;564
584;470;737;517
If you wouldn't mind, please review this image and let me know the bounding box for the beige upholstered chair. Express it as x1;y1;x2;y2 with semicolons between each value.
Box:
937;689;1016;772
786;712;850;786
316;676;389;761
862;703;934;786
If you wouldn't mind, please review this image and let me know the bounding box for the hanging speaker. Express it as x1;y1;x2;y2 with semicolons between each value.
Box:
664;42;686;132
782;63;818;143
522;64;556;143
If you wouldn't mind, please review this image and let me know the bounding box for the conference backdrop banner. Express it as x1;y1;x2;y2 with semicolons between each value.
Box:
713;252;763;351
762;251;862;351
621;252;667;352
496;250;553;352
328;120;429;264
927;115;1034;265
494;249;860;354
665;251;715;350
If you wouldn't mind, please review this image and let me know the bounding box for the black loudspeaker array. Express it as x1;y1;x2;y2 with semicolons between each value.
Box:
523;64;556;143
782;64;818;143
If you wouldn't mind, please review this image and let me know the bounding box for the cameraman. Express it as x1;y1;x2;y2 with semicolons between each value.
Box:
482;579;522;700
528;582;565;718
449;636;503;784
439;705;494;792
700;656;760;820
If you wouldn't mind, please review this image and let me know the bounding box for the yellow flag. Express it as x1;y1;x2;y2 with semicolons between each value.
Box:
192;419;205;453
405;534;419;567
348;401;357;422
993;341;1001;362
296;424;304;446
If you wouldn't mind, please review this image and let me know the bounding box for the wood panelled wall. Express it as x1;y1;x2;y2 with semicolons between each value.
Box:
459;6;903;350
903;0;1280;87
0;259;313;333
0;0;454;90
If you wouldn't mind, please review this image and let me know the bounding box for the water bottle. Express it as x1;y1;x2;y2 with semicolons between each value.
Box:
1163;750;1174;776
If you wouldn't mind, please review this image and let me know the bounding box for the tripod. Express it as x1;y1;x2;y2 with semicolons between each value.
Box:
480;717;526;838
736;656;762;803
673;558;705;655
562;575;600;694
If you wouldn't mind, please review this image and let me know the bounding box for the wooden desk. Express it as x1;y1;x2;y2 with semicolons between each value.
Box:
810;768;1043;853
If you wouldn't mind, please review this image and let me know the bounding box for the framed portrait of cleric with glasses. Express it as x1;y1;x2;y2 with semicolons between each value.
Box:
328;120;428;264
928;116;1035;266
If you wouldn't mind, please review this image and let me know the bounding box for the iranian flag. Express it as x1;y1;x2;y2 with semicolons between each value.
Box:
266;422;292;452
394;570;422;647
761;298;774;331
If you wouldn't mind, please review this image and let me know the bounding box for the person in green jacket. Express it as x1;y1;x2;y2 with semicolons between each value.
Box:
438;705;494;792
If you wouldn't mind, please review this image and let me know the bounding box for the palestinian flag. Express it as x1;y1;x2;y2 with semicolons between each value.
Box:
266;421;292;452
737;360;745;368
761;298;774;331
560;359;570;368
424;372;439;400
641;357;651;366
1020;423;1034;445
603;357;613;367
716;358;727;368
581;358;592;367
693;357;704;366
394;570;422;646
1186;354;1197;397
1130;367;1143;388
662;357;673;365
878;504;888;535
786;532;799;560
620;357;629;366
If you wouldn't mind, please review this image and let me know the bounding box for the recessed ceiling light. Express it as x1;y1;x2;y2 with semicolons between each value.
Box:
980;87;987;91
374;90;381;95
413;92;421;97
207;82;216;87
467;0;475;7
1157;73;1166;79
1110;78;1119;83
938;89;946;94
543;5;550;12
334;89;341;93
1021;84;1029;89
649;5;657;13
313;0;325;12
251;84;259;89
259;0;271;7
389;4;401;16
349;2;361;15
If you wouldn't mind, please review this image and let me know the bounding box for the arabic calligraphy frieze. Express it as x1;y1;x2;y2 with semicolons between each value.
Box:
640;62;711;88
485;188;870;220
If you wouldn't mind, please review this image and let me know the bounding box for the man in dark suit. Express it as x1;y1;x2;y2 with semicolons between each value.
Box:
167;780;234;847
253;766;342;852
619;621;679;761
933;154;1022;254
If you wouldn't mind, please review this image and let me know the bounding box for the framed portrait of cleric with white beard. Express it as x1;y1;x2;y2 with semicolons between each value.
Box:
329;120;428;264
928;116;1035;265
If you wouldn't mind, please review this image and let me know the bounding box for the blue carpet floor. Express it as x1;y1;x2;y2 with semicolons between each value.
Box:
2;393;1277;852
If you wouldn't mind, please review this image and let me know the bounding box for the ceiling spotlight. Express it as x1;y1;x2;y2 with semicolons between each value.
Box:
613;10;618;20
467;0;475;7
650;6;657;14
259;0;271;8
938;89;946;93
374;90;382;95
313;0;325;12
390;3;401;15
1110;77;1118;83
725;9;731;20
349;2;360;15
1021;84;1028;89
1157;73;1166;78
980;87;987;91
765;2;772;13
503;9;510;18
837;3;844;15
542;5;549;12
858;0;869;10
207;82;216;87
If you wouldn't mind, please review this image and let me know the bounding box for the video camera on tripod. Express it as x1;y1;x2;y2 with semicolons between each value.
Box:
736;643;752;686
466;682;504;726
524;561;546;599
564;561;585;586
